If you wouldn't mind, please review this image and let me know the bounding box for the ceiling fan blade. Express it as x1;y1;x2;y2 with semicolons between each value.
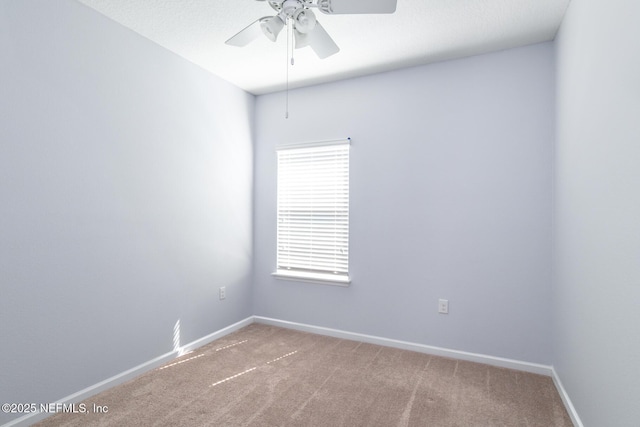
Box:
225;18;268;47
318;0;397;14
297;21;339;59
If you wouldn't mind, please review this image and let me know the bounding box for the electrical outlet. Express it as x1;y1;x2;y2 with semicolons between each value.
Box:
219;287;226;300
438;299;449;314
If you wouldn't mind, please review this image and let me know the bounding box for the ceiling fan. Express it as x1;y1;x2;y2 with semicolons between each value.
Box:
226;0;398;59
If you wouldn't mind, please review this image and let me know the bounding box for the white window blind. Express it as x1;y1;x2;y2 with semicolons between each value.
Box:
276;140;350;284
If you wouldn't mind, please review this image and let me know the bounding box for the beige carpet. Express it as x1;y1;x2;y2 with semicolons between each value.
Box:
36;323;572;426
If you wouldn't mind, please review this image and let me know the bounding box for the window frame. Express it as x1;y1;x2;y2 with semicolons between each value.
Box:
272;139;351;286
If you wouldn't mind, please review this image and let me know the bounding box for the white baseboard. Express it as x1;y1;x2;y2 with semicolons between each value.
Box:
551;367;583;427
253;316;553;376
1;317;253;427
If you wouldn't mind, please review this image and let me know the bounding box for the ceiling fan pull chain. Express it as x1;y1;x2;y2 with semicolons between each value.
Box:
285;16;290;119
290;14;295;66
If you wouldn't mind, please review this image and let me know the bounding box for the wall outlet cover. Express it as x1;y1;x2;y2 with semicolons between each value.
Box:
438;299;449;314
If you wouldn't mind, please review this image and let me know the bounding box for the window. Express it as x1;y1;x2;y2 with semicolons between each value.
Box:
275;139;350;285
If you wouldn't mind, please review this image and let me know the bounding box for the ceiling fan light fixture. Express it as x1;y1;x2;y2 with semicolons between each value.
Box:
293;9;317;34
294;30;310;48
260;16;285;42
317;0;332;14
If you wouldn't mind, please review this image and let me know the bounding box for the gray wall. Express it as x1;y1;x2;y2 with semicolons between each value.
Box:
554;0;640;425
254;43;555;364
0;1;254;423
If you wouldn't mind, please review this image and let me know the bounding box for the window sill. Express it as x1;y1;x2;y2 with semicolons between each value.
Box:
272;271;351;287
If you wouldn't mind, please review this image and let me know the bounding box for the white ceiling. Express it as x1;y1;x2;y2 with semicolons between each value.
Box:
76;0;570;95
